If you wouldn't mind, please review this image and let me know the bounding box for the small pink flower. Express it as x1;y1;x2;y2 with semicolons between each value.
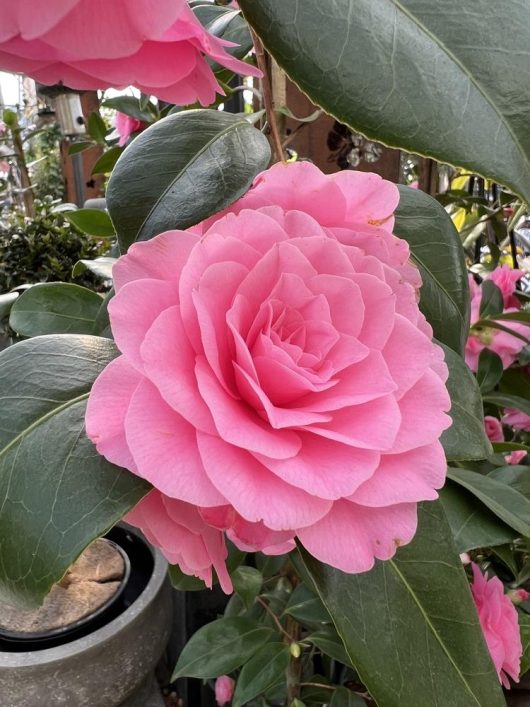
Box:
503;408;530;432
0;160;9;173
484;416;504;443
487;265;523;310
508;588;530;605
215;676;235;707
0;1;259;106
471;563;522;688
86;162;451;584
465;275;527;371
505;450;527;465
115;112;147;147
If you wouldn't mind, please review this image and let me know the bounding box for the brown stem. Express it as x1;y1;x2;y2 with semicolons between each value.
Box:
251;29;285;163
285;616;302;705
255;596;295;642
299;682;336;691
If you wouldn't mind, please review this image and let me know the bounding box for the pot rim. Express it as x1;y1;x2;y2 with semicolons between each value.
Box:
0;528;168;668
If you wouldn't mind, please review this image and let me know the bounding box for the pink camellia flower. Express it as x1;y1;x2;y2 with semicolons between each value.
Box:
503;408;530;432
465;275;528;371
86;161;451;585
215;676;235;707
484;416;504;443
115;112;147;147
470;563;522;688
0;1;259;106
505;450;527;465
487;265;523;310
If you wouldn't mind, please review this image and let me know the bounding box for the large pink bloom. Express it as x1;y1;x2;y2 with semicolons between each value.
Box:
86;162;451;586
466;275;527;371
0;1;258;105
471;563;522;688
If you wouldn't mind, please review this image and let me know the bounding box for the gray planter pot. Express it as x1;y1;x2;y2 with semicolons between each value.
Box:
0;537;171;707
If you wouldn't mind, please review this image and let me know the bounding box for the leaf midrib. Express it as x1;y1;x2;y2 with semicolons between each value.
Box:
136;119;249;241
0;392;89;461
410;251;465;329
390;0;528;176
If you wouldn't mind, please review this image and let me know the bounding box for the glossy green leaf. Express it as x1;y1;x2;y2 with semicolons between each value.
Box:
194;5;253;69
9;283;103;337
73;257;116;281
307;627;353;667
439;481;517;552
91;146;123;175
448;468;530;537
172;617;275;679
0;335;149;607
299;501;506;707
232;565;263;609
394;186;469;353
299;676;332;704
480;281;504;318
107;109;271;252
440;343;493;461
64;208;115;237
284;583;331;627
331;687;367;707
0;292;18;320
240;0;530;203
500;368;530;399
102;96;155;123
476;349;503;394
87;111;107;144
519;612;530;677
232;642;290;707
484;393;530;418
68;141;94;155
489;466;530;498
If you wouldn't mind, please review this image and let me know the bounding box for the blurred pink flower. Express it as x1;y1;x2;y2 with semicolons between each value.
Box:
115;112;147;147
508;588;530;604
487;265;523;310
0;160;9;173
505;450;527;465
0;1;259;105
465;275;527;371
87;162;451;584
484;416;504;443
503;408;530;432
215;676;235;707
471;563;522;688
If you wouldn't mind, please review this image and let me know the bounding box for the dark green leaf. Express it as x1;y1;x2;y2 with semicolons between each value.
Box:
64;209;115;237
0;292;18;320
255;553;288;578
298;501;506;707
194;5;253;69
9;283;103;337
172;617;275;679
239;0;530;203
519;611;530;677
68;141;94;155
106;109;271;252
300;675;333;704
73;257;116;280
0;335;149;607
489;466;530;498
232;565;263;609
331;687;366;707
492;442;530;456
492;311;530;324
232;642;290;707
440;343;493;461
394;186;469;353
439;481;517;552
284;584;331;626
307;627;353;667
102;96;154;123
92;288;113;338
500;369;530;399
484;392;530;418
87;111;107;144
91;146;123;175
448;468;530;537
480;281;504;318
168;564;209;591
476;349;503;393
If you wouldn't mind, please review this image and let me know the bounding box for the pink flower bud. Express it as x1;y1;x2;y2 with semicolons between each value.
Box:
508;588;530;605
215;676;235;706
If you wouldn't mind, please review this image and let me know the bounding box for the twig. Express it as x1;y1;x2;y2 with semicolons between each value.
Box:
255;596;295;641
299;682;336;691
251;29;285;163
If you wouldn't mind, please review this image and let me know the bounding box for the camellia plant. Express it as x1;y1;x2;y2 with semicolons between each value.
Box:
1;1;530;706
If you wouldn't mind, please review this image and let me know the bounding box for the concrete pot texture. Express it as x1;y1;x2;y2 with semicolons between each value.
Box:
0;532;172;707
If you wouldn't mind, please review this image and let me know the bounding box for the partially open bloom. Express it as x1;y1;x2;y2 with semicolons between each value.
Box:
487;265;523;310
215;676;235;706
470;563;522;688
484;416;504;443
505;450;527;465
0;1;258;105
115;112;147;147
87;162;451;586
503;408;530;432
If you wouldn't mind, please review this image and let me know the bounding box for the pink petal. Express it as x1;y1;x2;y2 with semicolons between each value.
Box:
331;170;400;232
382;314;437;395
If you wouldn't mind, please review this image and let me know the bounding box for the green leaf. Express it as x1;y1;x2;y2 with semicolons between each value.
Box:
64;209;115;237
476;349;503;393
484;392;530;418
298;501;506;707
102;96;154;123
440;343;493;461
331;687;366;707
439;481;518;552
283;583;331;627
232;565;263;609
194;5;253;69
73;257;116;281
307;626;353;667
239;0;530;204
0;292;18;320
473;319;530;345
299;676;332;704
106;109;271;252
448;468;530;537
255;553;289;578
168;564;209;591
489;466;530;498
232;642;290;707
492;442;530;456
480;281;504;318
87;111;107;144
519;611;530;677
500;369;530;399
91;146;123;175
68;141;94;155
172;617;275;680
0;335;149;607
394;186;469;354
9;283;103;337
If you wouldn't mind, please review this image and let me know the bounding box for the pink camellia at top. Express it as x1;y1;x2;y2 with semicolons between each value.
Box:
86;161;452;591
470;563;522;688
0;0;259;105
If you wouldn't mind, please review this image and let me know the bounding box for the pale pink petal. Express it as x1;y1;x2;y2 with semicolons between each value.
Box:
332;170;400;231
